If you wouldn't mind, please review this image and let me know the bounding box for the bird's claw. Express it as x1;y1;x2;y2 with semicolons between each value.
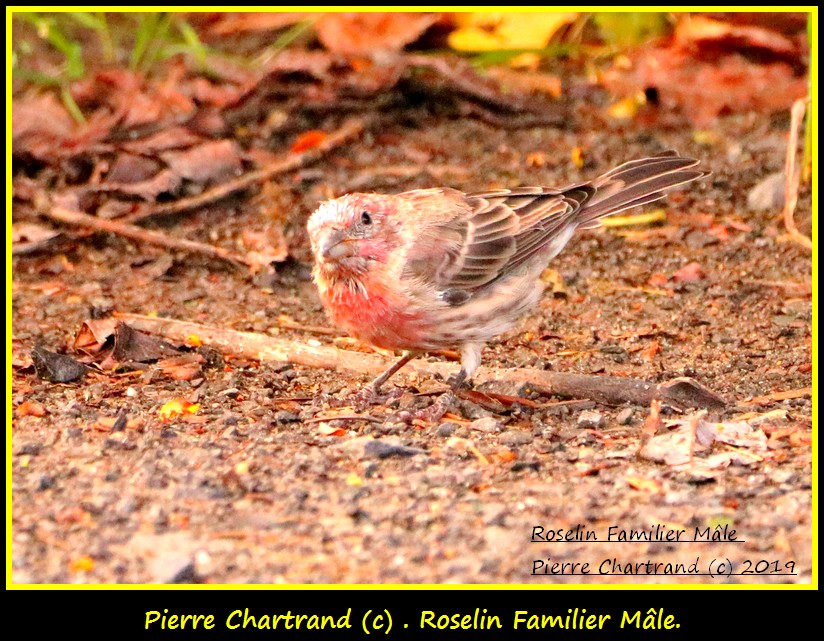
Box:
413;389;458;423
351;384;403;412
446;370;470;390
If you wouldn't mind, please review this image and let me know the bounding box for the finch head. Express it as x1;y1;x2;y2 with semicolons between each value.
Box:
307;193;401;280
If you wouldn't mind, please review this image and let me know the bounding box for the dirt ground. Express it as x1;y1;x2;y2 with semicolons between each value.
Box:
11;99;813;584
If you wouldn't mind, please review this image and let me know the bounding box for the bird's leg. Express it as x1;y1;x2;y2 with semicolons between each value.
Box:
446;343;481;390
370;351;414;394
352;351;414;410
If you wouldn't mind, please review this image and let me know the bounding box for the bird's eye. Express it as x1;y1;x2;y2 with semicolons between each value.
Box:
360;211;372;225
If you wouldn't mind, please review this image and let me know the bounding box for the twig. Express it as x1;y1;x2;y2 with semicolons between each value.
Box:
115;313;727;410
740;387;812;407
34;194;251;268
123;117;366;225
782;98;812;251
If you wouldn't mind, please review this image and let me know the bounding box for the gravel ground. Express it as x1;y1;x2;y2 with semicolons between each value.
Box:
11;104;812;584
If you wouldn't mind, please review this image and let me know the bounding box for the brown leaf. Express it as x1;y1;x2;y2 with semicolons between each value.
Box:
31;345;87;383
11;222;62;254
639;425;693;466
12;93;75;161
161;140;243;184
317;423;348;437
603;31;808;126
113;322;180;363
640;340;661;362
316;12;439;55
695;420;768;451
12;222;61;245
74;318;119;355
106;153;164;184
240;226;289;269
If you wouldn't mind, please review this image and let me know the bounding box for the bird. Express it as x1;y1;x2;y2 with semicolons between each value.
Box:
307;150;709;395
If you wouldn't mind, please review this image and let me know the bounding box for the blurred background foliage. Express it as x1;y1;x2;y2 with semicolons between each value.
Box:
11;10;811;181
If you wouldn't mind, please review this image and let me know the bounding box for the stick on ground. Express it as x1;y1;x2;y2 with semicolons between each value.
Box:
35;195;251;268
782;98;812;251
116;312;727;410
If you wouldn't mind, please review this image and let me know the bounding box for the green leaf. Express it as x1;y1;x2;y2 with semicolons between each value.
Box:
176;20;209;70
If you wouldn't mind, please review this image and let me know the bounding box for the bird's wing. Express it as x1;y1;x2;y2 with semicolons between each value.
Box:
401;151;707;298
401;186;592;294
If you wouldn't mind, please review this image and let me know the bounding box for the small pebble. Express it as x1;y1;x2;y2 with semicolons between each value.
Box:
616;407;635;425
18;443;42;456
469;417;504;433
436;422;459;437
364;440;424;459
274;411;301;424
747;171;786;211
499;430;533;446
37;475;56;491
577;409;605;429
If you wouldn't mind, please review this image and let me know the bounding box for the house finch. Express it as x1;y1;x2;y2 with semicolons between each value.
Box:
308;151;708;393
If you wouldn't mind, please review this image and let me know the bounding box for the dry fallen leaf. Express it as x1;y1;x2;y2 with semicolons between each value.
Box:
291;130;327;153
316;12;439;55
642;399;663;436
317;423;348;437
159;398;200;421
69;555;96;573
640;340;661;363
448;12;577;51
185;334;203;347
626;475;665;494
695;419;768;451
74;318;119;355
603;47;807;126
639;425;694;466
161;140;243;184
15;400;46;418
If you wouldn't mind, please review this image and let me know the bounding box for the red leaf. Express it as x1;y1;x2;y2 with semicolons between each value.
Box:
291;130;327;153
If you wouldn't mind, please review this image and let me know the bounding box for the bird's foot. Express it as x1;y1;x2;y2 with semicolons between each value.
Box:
351;384;403;412
413;389;459;423
446;369;471;390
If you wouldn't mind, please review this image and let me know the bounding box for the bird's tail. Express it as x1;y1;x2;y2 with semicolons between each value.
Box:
576;151;710;227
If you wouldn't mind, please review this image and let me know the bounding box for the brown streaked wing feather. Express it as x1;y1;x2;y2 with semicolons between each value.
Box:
402;151;707;295
406;187;593;292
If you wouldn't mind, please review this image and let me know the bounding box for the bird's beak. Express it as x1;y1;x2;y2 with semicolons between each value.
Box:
317;229;356;262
